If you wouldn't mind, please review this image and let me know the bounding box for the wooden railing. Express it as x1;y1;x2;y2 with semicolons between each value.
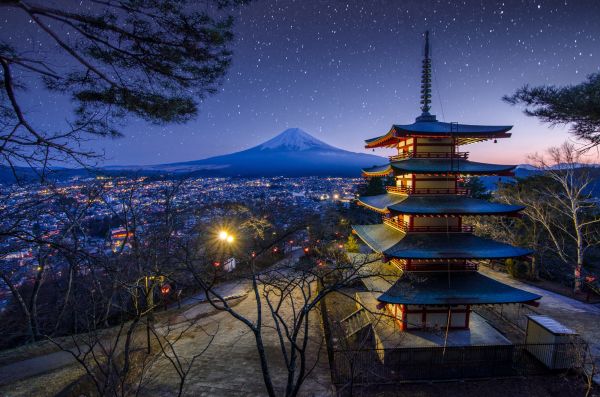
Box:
383;217;474;233
391;259;479;272
389;151;469;161
386;186;470;195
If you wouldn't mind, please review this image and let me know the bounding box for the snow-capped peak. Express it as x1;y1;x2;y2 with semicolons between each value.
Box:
254;128;338;151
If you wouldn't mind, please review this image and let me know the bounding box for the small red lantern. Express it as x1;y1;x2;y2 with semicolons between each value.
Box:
304;247;309;253
213;261;221;267
161;283;171;295
273;247;278;253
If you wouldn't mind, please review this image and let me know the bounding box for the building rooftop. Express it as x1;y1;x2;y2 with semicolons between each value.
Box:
352;223;532;259
362;158;516;176
357;193;406;212
377;271;541;305
358;194;524;215
365;118;513;148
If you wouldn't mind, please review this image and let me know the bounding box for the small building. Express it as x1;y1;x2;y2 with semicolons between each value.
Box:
525;315;580;369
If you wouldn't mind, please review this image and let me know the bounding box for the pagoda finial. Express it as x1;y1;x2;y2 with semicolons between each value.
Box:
420;30;432;115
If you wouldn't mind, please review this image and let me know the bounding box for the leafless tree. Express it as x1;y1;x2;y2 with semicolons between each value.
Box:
177;231;384;397
529;142;600;292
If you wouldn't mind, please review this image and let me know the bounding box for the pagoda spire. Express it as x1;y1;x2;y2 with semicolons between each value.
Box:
418;30;435;120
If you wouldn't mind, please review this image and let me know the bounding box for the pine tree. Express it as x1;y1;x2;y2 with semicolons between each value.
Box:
345;234;360;253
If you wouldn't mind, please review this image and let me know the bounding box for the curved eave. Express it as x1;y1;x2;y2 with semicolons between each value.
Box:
377;272;542;305
390;159;517;175
391;121;513;136
352;223;532;260
357;193;407;213
364;128;398;149
362;164;393;177
387;196;525;216
365;121;513;148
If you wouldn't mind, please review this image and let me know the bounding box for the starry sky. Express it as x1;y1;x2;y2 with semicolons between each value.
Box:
3;0;600;166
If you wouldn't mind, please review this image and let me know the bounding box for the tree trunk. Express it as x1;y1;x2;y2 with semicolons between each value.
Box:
529;255;539;280
1;274;35;341
573;207;585;293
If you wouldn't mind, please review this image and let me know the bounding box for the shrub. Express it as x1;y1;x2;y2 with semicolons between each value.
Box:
506;258;528;279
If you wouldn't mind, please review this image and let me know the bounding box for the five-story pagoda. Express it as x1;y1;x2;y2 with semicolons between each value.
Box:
353;31;541;331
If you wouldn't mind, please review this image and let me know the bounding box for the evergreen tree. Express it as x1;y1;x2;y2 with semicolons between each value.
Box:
0;0;249;174
504;73;600;149
465;177;492;200
345;234;360;253
359;177;386;196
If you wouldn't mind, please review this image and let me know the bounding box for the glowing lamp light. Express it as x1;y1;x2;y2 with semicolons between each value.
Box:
218;231;228;240
161;283;171;295
226;235;234;243
303;247;309;253
338;244;344;249
213;261;221;267
273;247;278;253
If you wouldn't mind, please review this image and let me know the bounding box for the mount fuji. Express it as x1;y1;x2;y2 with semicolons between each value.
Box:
137;128;386;177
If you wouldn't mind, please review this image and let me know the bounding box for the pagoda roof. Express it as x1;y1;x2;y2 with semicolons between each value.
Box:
362;158;516;176
365;117;512;148
387;196;524;215
361;164;394;177
358;194;524;215
377;271;541;305
357;193;406;212
352;223;532;259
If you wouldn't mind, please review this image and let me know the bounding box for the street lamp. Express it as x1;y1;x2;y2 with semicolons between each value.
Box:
218;229;235;244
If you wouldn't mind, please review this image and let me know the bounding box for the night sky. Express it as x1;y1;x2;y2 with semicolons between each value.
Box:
2;0;600;166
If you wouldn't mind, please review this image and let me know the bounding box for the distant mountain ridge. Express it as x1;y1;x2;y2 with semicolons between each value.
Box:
108;128;387;177
121;128;384;177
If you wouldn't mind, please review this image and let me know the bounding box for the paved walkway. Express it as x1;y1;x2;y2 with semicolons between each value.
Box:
480;266;600;382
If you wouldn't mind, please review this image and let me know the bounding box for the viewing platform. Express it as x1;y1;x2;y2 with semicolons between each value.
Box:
383;216;474;233
389;151;469;161
386;185;470;195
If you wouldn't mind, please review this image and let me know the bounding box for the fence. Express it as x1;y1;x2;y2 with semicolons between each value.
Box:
475;303;540;332
331;342;586;386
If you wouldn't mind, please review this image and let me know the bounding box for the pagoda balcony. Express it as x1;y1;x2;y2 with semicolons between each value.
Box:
389;151;469;161
386;185;470;196
383;217;475;233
